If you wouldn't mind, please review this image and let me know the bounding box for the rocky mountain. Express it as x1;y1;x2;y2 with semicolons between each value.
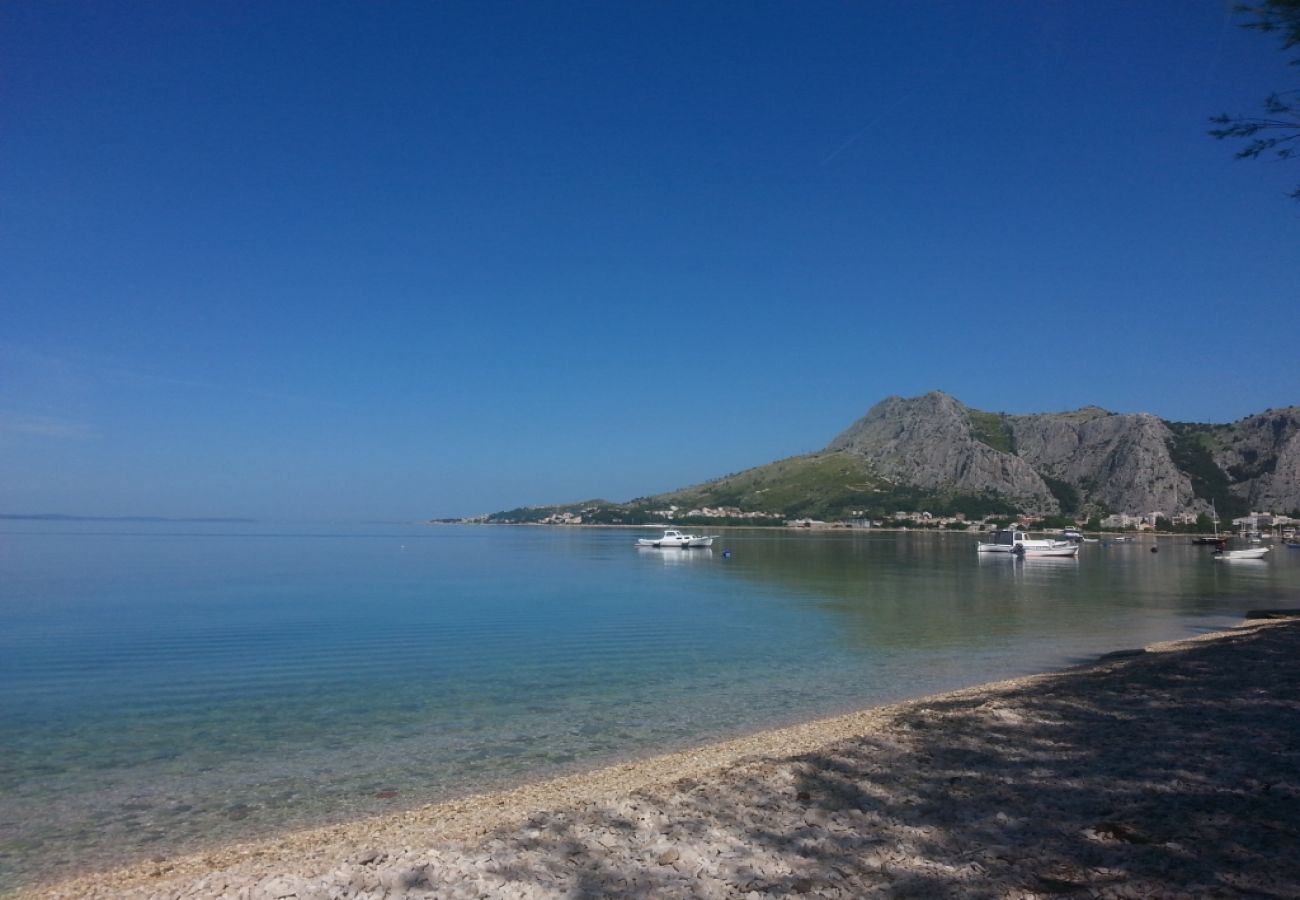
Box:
1172;407;1300;516
824;391;1300;519
1006;406;1189;516
825;392;1057;512
482;392;1300;524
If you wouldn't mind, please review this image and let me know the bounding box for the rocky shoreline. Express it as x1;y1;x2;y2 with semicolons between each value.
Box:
22;619;1300;899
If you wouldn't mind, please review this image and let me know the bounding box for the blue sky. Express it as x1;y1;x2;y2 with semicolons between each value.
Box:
2;2;1297;520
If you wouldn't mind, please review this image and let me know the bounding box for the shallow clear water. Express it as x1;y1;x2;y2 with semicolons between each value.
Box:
1;522;1296;889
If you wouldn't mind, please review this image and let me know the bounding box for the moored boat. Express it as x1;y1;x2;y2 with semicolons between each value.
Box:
1193;500;1228;548
976;529;1081;558
1020;542;1081;558
636;529;716;549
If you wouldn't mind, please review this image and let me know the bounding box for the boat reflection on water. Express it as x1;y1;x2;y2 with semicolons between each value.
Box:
1213;547;1270;561
977;551;1080;587
1016;555;1081;566
636;546;715;564
976;552;1080;567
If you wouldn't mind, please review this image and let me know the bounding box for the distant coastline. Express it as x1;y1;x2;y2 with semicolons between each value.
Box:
427;519;1224;539
0;513;258;523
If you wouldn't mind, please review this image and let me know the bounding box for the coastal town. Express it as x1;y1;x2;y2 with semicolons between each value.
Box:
465;504;1300;541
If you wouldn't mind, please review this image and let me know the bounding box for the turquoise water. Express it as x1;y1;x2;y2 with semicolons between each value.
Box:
2;522;1297;890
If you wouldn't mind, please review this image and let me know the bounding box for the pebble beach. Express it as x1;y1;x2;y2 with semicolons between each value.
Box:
21;616;1300;900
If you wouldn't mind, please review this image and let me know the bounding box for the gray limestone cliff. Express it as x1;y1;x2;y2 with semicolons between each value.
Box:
1008;408;1196;517
826;392;1059;514
1214;408;1300;514
824;392;1299;518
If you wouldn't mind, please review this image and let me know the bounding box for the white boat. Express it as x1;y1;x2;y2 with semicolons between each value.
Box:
1020;542;1080;558
636;529;716;549
976;529;1081;558
1214;546;1270;560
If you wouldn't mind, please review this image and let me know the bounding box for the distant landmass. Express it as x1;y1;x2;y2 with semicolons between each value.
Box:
474;391;1300;526
0;514;257;523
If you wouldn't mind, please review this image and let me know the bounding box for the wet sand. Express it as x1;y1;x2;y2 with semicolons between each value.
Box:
22;618;1300;899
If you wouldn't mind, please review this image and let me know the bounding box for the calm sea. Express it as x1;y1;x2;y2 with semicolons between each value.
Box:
2;522;1296;890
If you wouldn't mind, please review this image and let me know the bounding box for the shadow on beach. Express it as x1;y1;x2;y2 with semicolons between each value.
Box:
459;621;1300;898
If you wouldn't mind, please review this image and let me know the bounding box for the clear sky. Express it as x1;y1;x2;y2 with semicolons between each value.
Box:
2;2;1297;521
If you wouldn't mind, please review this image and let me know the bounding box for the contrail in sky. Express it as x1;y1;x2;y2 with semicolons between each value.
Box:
820;85;921;166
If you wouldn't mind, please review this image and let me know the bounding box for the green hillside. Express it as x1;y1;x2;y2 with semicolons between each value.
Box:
657;452;1019;521
655;452;882;519
1164;422;1246;518
483;451;1020;525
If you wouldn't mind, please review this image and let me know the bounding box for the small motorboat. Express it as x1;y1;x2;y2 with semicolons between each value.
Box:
636;529;716;549
1213;546;1270;560
976;529;1080;558
1019;542;1081;558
